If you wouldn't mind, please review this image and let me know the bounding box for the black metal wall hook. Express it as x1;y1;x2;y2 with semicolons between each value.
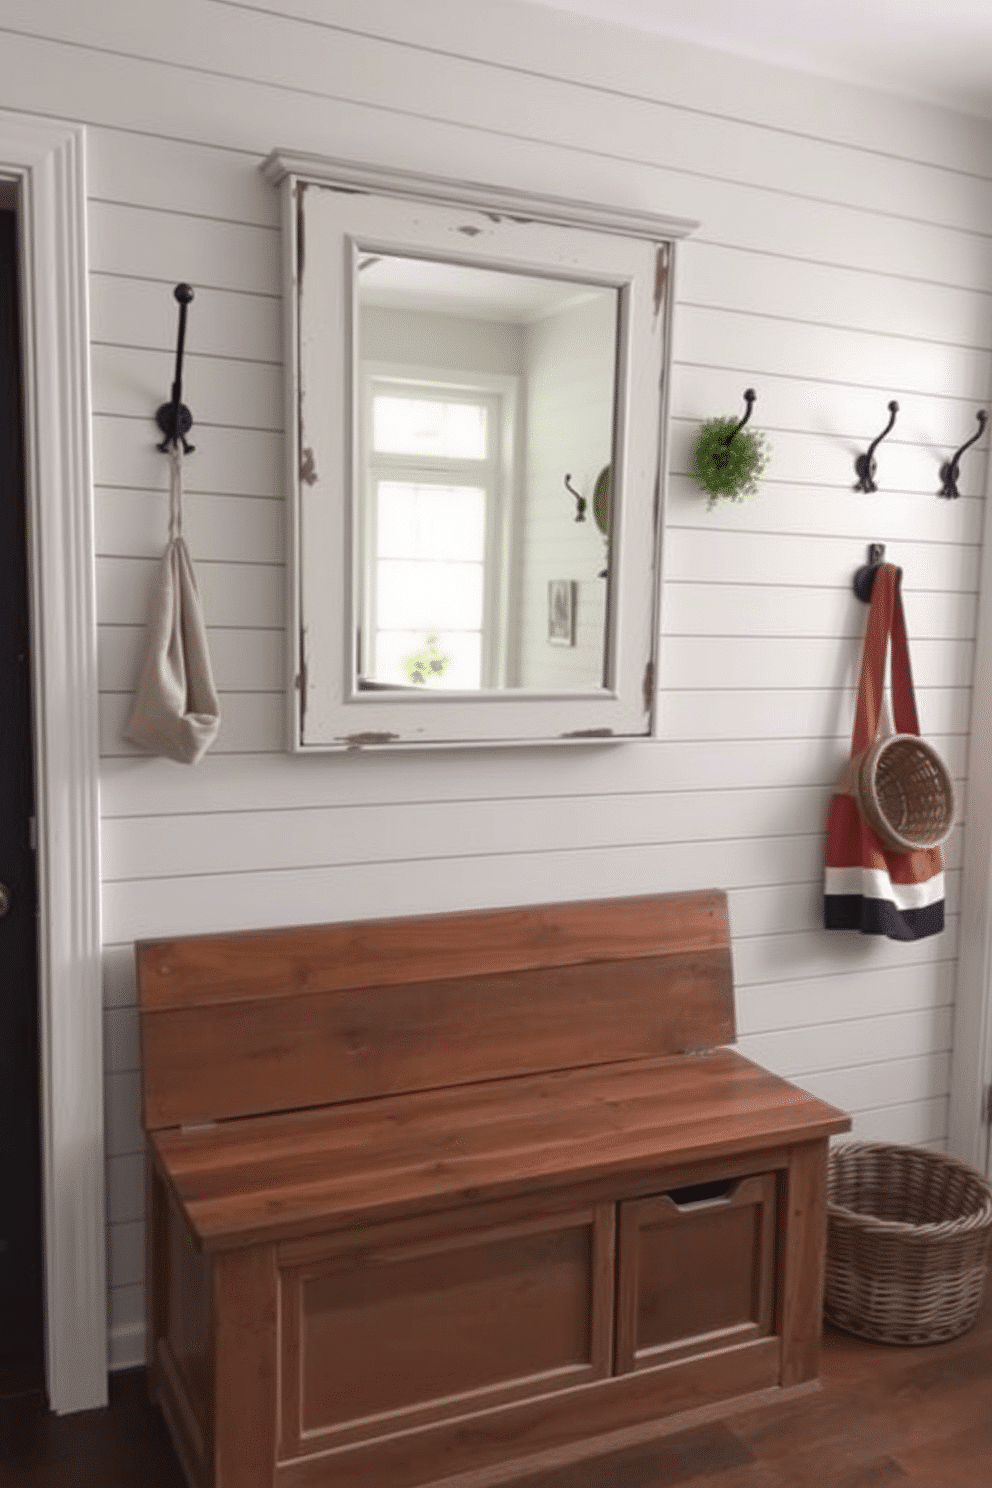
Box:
714;388;756;468
156;283;195;453
853;543;886;602
939;410;987;499
564;473;586;522
726;388;756;447
854;400;899;493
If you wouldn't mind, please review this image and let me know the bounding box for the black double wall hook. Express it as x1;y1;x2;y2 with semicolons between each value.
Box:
156;283;195;453
854;401;898;492
939;410;987;499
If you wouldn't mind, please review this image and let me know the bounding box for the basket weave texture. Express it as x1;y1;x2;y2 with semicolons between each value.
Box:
857;735;955;852
826;1142;992;1345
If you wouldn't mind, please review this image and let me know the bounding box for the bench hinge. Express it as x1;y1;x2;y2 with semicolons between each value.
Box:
180;1120;218;1134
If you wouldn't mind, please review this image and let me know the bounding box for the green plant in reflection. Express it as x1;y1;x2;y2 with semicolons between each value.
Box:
402;630;453;686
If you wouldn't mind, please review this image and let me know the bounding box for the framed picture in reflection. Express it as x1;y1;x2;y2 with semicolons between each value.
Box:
548;580;576;647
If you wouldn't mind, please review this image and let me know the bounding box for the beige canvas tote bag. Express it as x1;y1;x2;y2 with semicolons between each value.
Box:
124;446;221;764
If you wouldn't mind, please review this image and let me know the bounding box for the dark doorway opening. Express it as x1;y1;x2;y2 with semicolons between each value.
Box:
0;197;45;1393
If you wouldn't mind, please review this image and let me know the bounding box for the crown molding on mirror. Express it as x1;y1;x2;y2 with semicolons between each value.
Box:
261;151;699;246
263;150;698;751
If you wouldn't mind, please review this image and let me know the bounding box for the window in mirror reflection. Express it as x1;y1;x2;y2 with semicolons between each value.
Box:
361;382;506;689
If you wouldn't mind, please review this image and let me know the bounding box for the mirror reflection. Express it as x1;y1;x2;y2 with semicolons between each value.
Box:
355;253;620;693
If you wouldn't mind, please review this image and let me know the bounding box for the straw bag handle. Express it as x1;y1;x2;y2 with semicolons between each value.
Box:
851;562;920;755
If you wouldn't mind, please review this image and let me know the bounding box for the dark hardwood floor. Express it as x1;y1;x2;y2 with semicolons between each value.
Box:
3;1290;991;1488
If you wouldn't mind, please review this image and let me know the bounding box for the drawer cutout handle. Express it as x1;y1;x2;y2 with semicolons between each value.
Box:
664;1177;740;1210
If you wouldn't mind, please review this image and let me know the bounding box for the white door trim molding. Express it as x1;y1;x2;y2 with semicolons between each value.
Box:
949;452;992;1177
1;111;106;1412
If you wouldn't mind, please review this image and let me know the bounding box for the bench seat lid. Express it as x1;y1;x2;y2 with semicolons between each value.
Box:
152;1047;850;1250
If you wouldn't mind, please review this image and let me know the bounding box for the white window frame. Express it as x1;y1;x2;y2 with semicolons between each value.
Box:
360;369;517;691
265;150;697;750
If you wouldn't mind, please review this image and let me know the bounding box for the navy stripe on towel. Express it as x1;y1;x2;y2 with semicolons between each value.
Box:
824;894;944;942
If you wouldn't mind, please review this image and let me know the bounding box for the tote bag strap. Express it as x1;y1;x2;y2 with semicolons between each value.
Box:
851;562;920;755
168;444;184;542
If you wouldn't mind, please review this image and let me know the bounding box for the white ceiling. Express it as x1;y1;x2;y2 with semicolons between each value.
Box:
522;1;992;120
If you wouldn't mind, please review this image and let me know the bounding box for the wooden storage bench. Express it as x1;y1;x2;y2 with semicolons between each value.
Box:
138;889;850;1488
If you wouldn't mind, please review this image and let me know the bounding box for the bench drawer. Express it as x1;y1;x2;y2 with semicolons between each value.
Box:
615;1172;778;1373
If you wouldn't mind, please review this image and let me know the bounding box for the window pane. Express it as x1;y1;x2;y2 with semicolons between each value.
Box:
373;395;487;459
376;559;484;631
375;630;482;690
377;482;485;562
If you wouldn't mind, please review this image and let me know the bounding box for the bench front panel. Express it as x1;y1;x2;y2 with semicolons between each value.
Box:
276;1201;616;1459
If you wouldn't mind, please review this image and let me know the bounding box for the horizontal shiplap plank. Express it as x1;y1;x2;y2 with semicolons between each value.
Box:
98;783;965;887
799;1053;951;1116
99;785;835;882
93;417;283;499
86;125;278;226
94;487;283;564
736;959;956;1035
96;555;283;629
662;583;978;641
96;729;969;815
89;273;282;365
677;240;992;352
664;529;981;592
90;344;282;432
738;1005;954;1077
98;839;962;945
673;306;992;407
660;636;976;693
658;686;971;742
848;1097;949;1146
88;199;279;297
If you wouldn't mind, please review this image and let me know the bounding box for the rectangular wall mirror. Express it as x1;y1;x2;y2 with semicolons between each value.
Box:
263;151;696;750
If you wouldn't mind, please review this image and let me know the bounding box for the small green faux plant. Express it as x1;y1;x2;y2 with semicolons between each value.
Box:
692;416;770;506
402;630;452;687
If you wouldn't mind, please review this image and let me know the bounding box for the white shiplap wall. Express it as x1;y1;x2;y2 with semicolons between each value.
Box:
1;0;989;1368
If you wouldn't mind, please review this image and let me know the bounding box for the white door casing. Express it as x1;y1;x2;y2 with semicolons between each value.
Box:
949;445;992;1179
1;111;106;1412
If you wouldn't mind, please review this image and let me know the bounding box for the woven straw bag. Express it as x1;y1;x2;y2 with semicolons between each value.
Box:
826;1142;992;1345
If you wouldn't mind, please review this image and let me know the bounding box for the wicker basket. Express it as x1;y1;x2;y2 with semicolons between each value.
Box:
857;735;955;852
826;1142;992;1345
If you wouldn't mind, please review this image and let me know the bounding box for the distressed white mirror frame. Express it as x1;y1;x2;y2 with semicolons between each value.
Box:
263;151;696;750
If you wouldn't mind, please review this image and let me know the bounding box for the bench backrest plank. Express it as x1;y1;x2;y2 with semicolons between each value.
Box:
138;890;735;1131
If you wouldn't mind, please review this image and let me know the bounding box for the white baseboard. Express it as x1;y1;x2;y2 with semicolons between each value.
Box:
109;1318;147;1372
